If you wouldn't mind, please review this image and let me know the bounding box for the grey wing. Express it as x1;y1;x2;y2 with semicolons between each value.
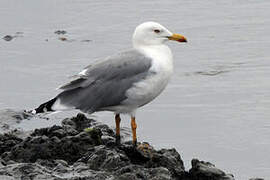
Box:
56;49;152;113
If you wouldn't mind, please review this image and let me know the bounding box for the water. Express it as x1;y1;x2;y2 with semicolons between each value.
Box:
1;0;270;179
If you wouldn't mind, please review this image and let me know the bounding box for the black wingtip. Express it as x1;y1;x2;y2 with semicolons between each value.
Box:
34;98;57;114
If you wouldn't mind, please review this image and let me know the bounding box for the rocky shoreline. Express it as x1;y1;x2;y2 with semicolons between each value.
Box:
0;110;262;180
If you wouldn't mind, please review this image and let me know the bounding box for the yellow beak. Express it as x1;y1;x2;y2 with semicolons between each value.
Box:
168;33;187;43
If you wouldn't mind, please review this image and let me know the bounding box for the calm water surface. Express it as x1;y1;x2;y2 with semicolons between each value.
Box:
1;1;270;179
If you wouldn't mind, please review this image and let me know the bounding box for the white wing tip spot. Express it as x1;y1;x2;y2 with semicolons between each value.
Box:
79;69;87;76
31;110;37;114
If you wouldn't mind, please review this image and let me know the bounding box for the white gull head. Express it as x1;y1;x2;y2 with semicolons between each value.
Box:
132;22;172;47
132;21;187;48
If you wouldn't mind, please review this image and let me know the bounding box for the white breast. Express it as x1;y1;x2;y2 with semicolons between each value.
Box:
123;44;173;108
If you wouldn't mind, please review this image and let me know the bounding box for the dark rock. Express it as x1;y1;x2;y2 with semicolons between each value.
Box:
115;165;172;180
0;113;257;180
92;123;115;137
53;159;70;173
3;35;13;41
31;125;64;137
1;114;101;164
101;135;115;147
0;133;23;156
2;32;24;42
81;39;92;42
149;148;185;178
85;145;130;171
84;128;102;145
54;30;67;35
36;159;57;169
119;143;152;164
0;158;6;168
189;159;235;180
58;37;68;41
3;130;100;164
0;163;55;179
62;113;94;132
58;37;75;42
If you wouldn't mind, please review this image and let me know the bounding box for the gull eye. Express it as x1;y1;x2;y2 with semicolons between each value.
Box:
154;29;160;33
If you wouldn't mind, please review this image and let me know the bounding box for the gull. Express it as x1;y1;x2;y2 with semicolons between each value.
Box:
33;21;187;146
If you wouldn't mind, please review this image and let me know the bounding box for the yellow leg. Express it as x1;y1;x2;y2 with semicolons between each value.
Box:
131;116;137;146
115;114;121;145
